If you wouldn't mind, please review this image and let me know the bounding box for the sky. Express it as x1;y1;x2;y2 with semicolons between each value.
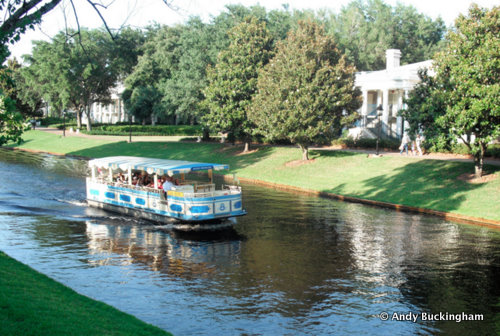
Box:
9;0;500;61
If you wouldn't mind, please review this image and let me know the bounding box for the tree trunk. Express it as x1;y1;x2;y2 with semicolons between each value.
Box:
474;142;486;178
76;109;82;129
202;128;210;141
243;141;249;153
299;144;309;161
85;105;92;131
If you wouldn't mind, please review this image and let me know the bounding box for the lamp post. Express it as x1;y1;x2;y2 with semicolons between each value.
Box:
376;104;383;155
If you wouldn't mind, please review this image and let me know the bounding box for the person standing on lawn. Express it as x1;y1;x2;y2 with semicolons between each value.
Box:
416;134;423;156
399;133;410;155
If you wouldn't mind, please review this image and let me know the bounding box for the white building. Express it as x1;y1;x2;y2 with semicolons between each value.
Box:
82;83;128;125
352;49;433;139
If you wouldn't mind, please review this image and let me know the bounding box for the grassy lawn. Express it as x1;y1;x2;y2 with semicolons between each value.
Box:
8;130;500;221
0;251;170;336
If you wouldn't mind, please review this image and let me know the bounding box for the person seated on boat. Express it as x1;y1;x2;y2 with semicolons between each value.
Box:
116;172;126;185
157;177;164;190
132;173;139;185
137;171;149;186
146;175;158;188
162;176;176;191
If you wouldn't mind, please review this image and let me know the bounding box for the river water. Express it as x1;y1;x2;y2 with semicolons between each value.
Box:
0;149;499;335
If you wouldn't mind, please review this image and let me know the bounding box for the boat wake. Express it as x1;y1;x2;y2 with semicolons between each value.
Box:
56;199;88;207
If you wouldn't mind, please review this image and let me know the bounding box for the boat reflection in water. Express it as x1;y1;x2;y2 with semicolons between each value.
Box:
85;220;243;276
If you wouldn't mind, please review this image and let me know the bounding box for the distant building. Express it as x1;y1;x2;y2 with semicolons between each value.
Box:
351;49;433;140
82;83;128;125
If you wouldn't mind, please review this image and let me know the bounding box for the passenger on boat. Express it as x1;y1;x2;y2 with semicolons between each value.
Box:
132;173;139;185
116;172;126;185
137;171;149;186
162;176;176;191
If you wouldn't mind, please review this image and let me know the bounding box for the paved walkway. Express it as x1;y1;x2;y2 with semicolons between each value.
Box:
35;127;500;167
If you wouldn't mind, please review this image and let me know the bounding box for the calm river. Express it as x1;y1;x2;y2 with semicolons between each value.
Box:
0;149;499;335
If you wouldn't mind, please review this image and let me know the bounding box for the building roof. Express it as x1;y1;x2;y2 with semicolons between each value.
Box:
355;60;434;91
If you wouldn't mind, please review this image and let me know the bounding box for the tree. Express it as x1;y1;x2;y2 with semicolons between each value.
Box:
124;25;181;124
399;69;452;151
434;5;499;177
162;18;215;125
0;0;173;64
0;0;63;63
202;16;274;151
0;93;24;146
122;86;162;125
249;21;362;160
0;58;43;117
23;29;119;130
327;0;446;71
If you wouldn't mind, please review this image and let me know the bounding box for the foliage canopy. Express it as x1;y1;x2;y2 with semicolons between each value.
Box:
202;16;274;150
403;4;500;177
249;21;362;160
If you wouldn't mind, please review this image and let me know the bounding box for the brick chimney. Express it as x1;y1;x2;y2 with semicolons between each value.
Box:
386;49;401;70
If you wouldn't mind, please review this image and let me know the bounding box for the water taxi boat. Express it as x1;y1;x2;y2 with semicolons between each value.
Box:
86;156;246;223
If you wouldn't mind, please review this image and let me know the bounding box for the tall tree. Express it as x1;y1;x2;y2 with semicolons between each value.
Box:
0;93;24;145
0;0;63;63
23;29;119;130
327;0;446;71
0;58;43;117
124;25;181;124
0;0;174;64
399;69;451;151
202;16;274;151
433;5;500;177
162;18;215;125
249;21;361;160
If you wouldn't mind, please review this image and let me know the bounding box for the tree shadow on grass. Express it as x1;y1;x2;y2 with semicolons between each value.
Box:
309;149;360;159
324;159;500;214
67;141;274;171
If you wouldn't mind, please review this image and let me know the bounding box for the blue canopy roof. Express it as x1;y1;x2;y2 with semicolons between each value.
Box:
88;156;229;176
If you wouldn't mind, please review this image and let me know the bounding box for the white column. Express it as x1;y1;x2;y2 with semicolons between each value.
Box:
376;90;383;108
382;89;390;134
403;90;409;134
361;90;368;127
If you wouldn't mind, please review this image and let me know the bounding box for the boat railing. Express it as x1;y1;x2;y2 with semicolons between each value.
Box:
89;177;240;198
176;185;241;199
88;178;163;194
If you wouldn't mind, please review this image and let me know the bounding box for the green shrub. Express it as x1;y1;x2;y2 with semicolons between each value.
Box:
486;144;500;158
41;117;78;127
332;137;400;150
80;125;204;136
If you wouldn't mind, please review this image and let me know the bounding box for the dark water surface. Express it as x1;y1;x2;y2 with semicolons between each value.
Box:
0;149;499;335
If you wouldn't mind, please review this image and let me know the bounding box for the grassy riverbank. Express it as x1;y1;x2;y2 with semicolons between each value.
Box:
0;251;170;336
8;130;500;222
